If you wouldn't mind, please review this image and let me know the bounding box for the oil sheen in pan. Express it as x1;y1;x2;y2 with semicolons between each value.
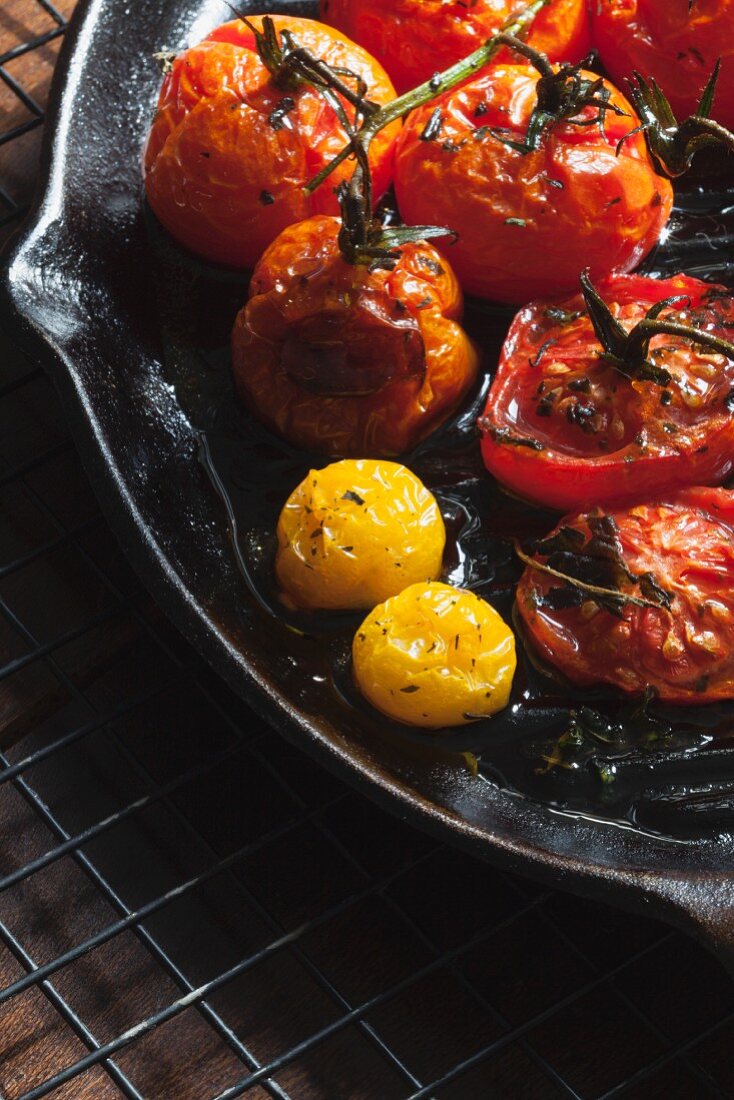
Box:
144;175;734;845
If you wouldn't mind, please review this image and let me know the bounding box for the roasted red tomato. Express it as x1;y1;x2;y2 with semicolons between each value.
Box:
319;0;591;94
516;487;734;703
394;61;673;303
591;0;734;132
144;16;399;269
231;215;480;456
480;273;734;512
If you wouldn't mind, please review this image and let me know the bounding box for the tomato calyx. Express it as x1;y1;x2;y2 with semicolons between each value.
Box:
337;175;455;270
242;13;381;121
580;270;734;387
487;35;627;153
516;513;673;618
618;60;734;177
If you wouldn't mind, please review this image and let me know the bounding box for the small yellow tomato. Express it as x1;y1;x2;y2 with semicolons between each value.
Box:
275;459;445;611
353;581;516;728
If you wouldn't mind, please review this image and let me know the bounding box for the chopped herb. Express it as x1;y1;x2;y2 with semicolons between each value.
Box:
566;402;597;433
545;307;583;326
342;490;366;506
417;255;444;276
479;422;544;450
152;49;177;73
518;514;673;617
505;217;527;227
529;336;556;367
259;190;275;205
420;107;443;142
400;685;421;693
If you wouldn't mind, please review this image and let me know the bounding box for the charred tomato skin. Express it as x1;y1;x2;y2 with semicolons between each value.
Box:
480;274;734;511
231;215;480;456
516;488;734;704
592;0;734;132
394;66;673;304
143;16;399;269
319;0;591;94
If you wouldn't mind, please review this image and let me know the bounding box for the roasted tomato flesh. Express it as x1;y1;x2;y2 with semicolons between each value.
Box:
517;487;734;704
320;0;591;93
394;66;673;303
481;275;734;511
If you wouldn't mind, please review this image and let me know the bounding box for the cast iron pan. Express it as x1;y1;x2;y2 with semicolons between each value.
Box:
3;0;734;970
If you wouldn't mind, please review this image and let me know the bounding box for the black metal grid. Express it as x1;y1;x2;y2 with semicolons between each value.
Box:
1;5;733;1097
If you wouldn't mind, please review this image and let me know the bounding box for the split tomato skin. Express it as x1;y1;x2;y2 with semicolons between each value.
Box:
143;16;399;269
517;488;734;704
591;0;734;132
231;215;480;456
319;0;591;94
394;66;673;303
480;274;734;512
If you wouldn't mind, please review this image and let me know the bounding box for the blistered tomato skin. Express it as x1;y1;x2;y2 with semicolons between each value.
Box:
232;215;480;456
275;460;445;611
480;274;734;512
320;0;591;94
516;489;734;704
394;66;673;304
353;582;516;728
592;0;734;132
143;16;399;269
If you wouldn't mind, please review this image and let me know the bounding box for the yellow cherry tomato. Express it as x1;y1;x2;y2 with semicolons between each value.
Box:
353;582;516;729
275;459;445;611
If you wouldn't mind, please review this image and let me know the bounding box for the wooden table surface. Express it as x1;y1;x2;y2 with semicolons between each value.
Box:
1;3;734;1099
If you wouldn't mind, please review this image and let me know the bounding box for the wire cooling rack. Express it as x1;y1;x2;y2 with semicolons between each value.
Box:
1;3;734;1097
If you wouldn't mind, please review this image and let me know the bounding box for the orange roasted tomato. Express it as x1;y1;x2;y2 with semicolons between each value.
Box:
143;16;399;269
480;274;734;512
231;215;480;456
516;487;734;704
394;64;673;303
319;0;591;94
591;0;734;133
